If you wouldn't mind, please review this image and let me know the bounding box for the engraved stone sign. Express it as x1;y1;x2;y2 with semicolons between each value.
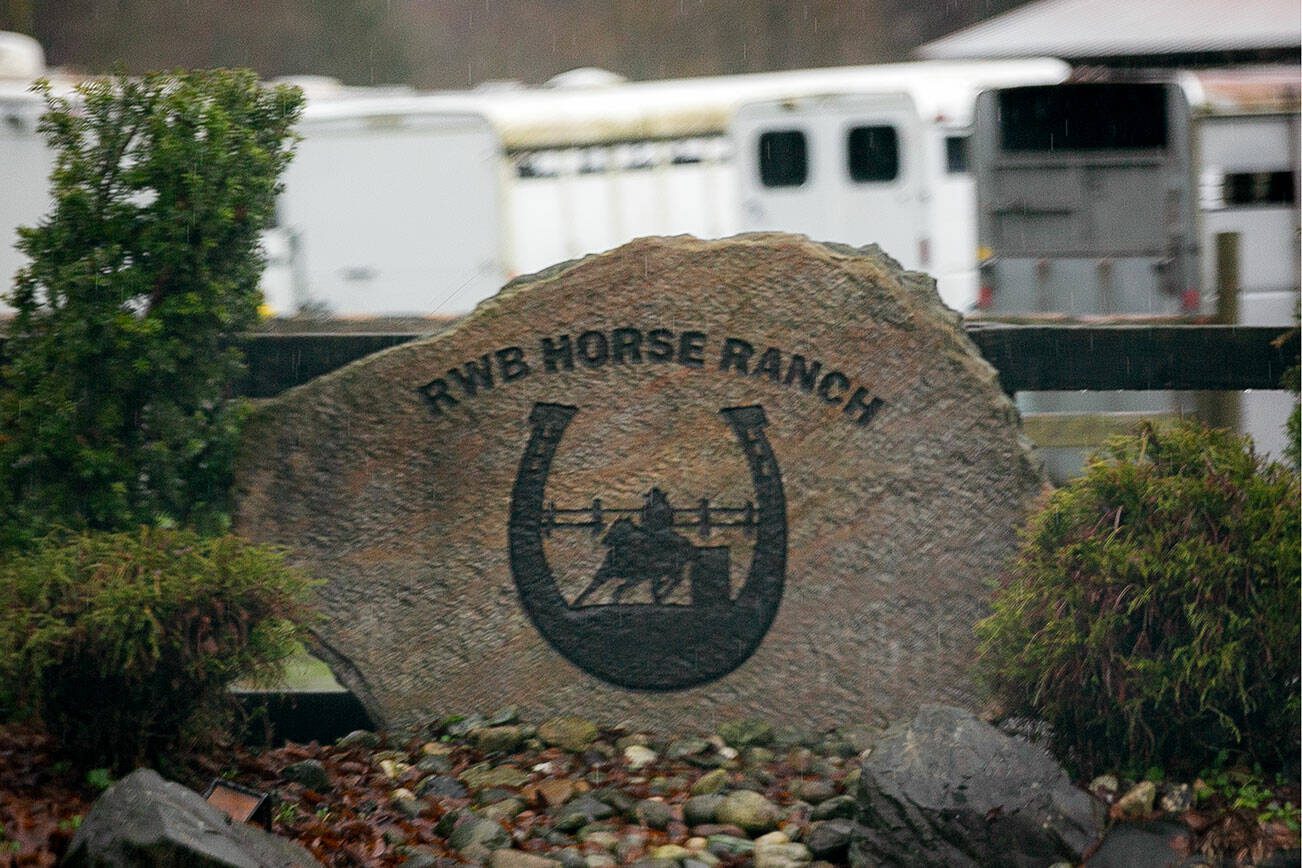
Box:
233;234;1045;730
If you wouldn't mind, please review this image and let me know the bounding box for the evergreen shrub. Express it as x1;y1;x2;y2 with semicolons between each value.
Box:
0;527;315;770
0;70;302;545
977;420;1300;777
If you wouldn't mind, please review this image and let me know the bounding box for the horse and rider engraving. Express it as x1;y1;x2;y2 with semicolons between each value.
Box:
574;488;700;605
509;402;787;689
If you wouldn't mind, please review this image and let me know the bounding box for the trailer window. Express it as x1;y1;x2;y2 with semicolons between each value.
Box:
1224;171;1296;206
578;147;609;175
514;151;559;179
847;125;899;182
998;84;1168;152
758;130;807;187
945;135;969;174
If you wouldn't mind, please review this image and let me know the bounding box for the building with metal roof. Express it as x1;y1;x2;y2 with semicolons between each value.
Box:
915;0;1301;67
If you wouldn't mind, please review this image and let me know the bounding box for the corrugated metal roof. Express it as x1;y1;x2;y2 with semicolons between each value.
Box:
916;0;1301;60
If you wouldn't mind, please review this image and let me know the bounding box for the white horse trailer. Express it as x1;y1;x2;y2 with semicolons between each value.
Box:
0;32;56;308
1;46;1069;318
265;98;504;316
729;60;1071;311
970;69;1300;469
1188;67;1301;460
1188;67;1301;328
0;83;52;307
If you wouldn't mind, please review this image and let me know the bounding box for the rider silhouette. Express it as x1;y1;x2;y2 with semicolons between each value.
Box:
574;487;697;605
641;487;674;533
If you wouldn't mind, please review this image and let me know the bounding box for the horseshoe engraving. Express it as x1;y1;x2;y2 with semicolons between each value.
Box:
508;402;787;690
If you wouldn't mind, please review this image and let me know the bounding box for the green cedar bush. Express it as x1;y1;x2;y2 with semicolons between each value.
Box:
1283;348;1299;471
0;70;302;544
977;420;1300;777
0;527;315;770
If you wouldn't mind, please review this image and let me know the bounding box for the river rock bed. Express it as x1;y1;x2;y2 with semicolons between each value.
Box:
196;710;874;867
6;707;1297;866
175;708;1297;867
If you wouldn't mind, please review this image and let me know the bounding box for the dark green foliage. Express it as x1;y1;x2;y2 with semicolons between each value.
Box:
0;70;302;544
977;420;1300;777
1282;333;1299;471
0;527;315;771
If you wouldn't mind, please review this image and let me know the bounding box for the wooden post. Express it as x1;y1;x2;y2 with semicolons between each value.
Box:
1214;232;1241;326
1198;232;1243;430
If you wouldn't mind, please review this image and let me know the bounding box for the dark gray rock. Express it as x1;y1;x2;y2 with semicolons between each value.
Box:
393;794;425;820
810;795;856;821
552;795;615;831
417;754;453;775
396;846;458;868
805;819;854;862
447;814;511;858
63;768;320;867
706;834;755;857
336;729;380;749
281;760;331;793
633;799;674;830
418;774;468;799
435;807;468;838
849;705;1103;868
554;848;587;868
1085;821;1196;868
445;713;487;737
477;787;519;805
591;787;636;816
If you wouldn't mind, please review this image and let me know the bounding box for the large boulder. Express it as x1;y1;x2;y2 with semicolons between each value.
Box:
63;768;320;867
850;705;1102;867
234;234;1045;730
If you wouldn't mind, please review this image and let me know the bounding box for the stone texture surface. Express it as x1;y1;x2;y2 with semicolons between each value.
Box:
1084;821;1196;868
234;234;1045;730
64;768;320;867
848;705;1103;867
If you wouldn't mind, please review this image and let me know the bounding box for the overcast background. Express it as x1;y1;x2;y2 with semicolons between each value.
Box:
3;1;1031;86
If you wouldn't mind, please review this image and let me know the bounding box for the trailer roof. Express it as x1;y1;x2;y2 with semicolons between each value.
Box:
916;0;1301;63
302;58;1070;150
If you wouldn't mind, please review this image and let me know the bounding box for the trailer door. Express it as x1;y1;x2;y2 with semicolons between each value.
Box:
279;109;505;316
973;82;1196;315
733;93;925;272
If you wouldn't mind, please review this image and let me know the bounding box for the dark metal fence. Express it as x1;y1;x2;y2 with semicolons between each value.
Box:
1;323;1293;396
222;324;1298;398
